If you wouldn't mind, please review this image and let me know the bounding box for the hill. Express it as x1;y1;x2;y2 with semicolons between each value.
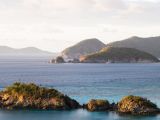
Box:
0;46;55;57
107;36;160;58
61;38;106;59
80;47;159;63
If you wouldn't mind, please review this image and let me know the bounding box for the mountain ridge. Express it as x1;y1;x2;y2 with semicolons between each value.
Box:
0;46;55;56
107;36;160;58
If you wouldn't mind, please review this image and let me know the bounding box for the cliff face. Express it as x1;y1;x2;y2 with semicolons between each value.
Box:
80;47;159;63
61;38;106;59
0;83;80;110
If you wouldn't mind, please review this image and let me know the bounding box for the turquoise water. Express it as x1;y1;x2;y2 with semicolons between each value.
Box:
0;58;160;120
1;109;160;120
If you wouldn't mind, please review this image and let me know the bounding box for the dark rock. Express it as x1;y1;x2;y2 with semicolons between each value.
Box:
50;56;65;63
55;56;65;63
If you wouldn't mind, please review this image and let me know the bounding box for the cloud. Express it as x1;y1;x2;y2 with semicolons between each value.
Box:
0;0;160;51
113;0;160;26
94;0;127;12
0;0;159;26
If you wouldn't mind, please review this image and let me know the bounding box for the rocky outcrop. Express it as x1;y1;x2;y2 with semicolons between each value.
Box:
68;58;80;63
80;47;159;63
117;95;160;115
85;99;111;111
51;56;65;63
0;83;80;110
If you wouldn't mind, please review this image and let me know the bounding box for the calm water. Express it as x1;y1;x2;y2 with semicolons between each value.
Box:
0;57;160;120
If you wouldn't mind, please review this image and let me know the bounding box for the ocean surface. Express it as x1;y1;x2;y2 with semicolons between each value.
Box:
0;57;160;120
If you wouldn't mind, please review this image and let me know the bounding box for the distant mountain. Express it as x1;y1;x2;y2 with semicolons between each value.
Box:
80;47;159;63
0;46;55;57
61;38;106;59
107;36;160;58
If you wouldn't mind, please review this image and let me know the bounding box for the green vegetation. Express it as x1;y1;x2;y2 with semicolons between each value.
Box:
62;38;106;59
80;47;159;63
1;83;160;114
108;36;160;58
118;95;159;115
89;99;109;106
86;99;110;111
119;95;157;108
0;82;80;110
4;82;64;99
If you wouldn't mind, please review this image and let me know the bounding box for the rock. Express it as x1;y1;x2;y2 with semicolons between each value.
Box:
49;59;55;63
0;82;80;110
117;95;160;115
85;99;110;111
55;56;65;63
50;56;65;63
68;58;80;63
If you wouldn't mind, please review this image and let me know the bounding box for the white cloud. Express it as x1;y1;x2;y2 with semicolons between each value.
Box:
0;0;160;52
94;0;127;12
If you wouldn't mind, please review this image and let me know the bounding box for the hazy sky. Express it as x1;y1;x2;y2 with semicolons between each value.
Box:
0;0;160;52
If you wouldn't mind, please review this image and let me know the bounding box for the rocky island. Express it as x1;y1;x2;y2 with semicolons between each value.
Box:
84;99;111;111
117;95;160;115
0;82;80;110
0;83;160;116
80;47;159;63
84;96;160;115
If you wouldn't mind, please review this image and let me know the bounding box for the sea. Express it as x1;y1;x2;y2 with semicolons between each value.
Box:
0;57;160;120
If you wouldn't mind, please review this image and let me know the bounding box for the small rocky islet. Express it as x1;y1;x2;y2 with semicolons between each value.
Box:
0;82;160;116
84;99;110;111
0;82;80;110
117;95;160;115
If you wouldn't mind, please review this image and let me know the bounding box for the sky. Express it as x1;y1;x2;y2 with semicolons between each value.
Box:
0;0;160;52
